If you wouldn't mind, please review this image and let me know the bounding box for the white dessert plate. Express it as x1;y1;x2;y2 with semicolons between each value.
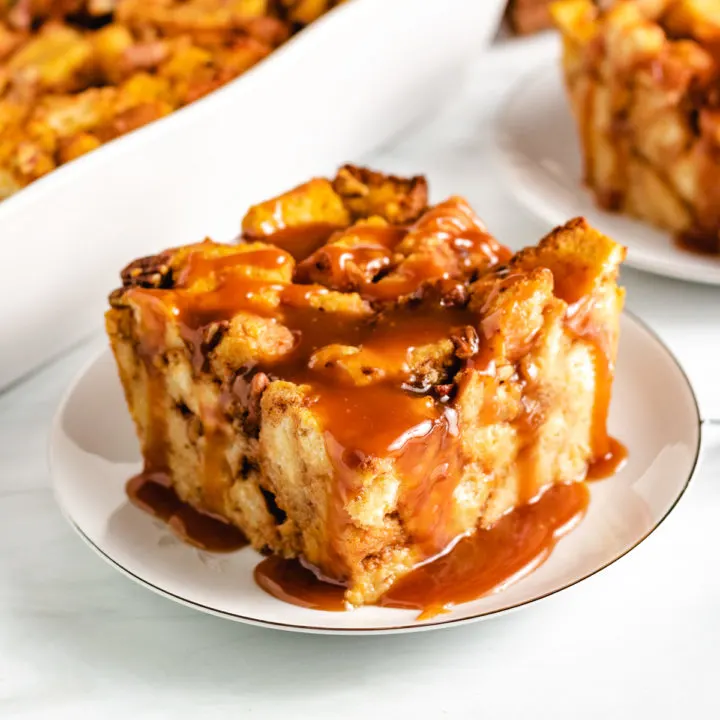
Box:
50;313;701;635
495;61;720;286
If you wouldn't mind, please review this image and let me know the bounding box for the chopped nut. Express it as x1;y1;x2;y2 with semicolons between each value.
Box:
202;320;228;354
108;287;127;307
450;325;480;359
120;253;173;289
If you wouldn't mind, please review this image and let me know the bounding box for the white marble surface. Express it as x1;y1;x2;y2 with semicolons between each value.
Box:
2;35;720;719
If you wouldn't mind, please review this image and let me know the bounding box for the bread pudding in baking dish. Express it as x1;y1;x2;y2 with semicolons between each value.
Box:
554;0;720;254
0;0;343;200
106;165;626;609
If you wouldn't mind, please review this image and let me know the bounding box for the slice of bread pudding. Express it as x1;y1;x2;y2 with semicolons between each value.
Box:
106;165;625;607
554;0;720;252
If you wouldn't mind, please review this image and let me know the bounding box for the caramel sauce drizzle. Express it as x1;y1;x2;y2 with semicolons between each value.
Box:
262;305;478;575
565;296;613;460
122;211;624;616
586;437;628;480
245;223;346;262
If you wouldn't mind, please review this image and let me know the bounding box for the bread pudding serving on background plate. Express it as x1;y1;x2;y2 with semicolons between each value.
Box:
105;165;626;612
554;0;720;254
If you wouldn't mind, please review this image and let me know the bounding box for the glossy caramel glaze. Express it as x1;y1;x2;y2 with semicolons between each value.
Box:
254;482;589;619
586;437;628;480
246;224;344;262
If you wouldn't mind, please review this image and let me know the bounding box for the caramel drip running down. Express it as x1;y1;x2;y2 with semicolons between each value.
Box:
380;482;589;619
255;482;589;619
142;363;170;475
565;298;613;460
201;421;232;515
124;284;249;551
586;437;628;480
131;292;173;475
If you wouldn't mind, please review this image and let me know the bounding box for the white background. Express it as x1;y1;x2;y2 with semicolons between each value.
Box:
2;35;720;719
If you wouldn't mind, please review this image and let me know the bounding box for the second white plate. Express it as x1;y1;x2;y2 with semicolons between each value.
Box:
49;313;701;634
495;61;720;286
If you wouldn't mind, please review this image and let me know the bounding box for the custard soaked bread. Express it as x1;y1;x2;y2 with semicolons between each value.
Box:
553;0;720;252
106;165;625;607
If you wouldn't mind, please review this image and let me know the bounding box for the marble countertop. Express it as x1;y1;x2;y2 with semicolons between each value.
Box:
2;35;720;719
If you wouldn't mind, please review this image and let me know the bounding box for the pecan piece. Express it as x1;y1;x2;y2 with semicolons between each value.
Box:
202;321;228;355
451;325;480;360
189;320;229;373
121;253;173;289
108;287;127;308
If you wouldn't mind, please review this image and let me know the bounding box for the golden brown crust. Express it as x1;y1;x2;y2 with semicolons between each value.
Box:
332;164;429;225
241;178;351;239
106;167;626;607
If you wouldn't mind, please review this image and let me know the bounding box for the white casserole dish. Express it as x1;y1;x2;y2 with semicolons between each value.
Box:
0;0;505;390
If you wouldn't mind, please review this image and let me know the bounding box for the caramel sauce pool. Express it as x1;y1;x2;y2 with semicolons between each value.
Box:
254;556;347;612
126;474;248;553
255;481;590;618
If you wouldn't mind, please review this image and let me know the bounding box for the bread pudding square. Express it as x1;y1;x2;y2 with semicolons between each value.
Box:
106;165;625;607
553;0;720;252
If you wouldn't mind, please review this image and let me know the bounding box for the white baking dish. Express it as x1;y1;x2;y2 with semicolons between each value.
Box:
0;0;505;390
